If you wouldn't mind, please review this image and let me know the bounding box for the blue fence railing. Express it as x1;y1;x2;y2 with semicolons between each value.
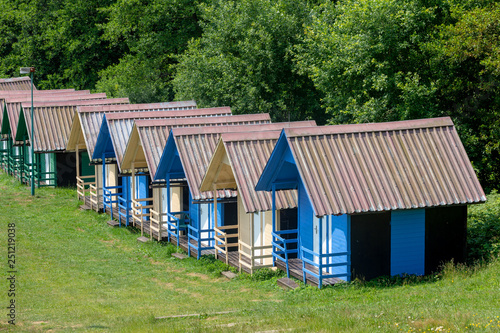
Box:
272;229;298;278
165;211;190;247
300;246;351;288
187;224;215;259
103;186;123;225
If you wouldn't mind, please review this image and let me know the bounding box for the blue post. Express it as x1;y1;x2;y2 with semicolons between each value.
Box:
166;176;171;243
102;154;106;216
272;184;276;267
319;216;323;289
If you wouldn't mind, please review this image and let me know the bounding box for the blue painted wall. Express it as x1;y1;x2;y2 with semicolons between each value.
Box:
329;214;350;281
391;209;425;276
298;180;313;261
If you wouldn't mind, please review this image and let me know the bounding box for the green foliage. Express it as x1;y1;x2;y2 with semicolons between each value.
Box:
295;0;442;124
467;191;500;263
95;0;205;103
427;1;500;190
0;0;121;90
173;0;327;123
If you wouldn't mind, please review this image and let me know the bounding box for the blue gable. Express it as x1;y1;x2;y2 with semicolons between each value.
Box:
155;131;185;181
92;116;115;160
255;130;300;191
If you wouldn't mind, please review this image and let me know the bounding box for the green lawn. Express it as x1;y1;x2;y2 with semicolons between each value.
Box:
0;171;499;332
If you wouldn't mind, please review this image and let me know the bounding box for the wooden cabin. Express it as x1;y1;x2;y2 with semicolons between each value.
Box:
255;117;486;287
124;115;272;247
199;122;316;273
0;91;103;181
92;107;232;225
65;101;196;211
14;97;128;188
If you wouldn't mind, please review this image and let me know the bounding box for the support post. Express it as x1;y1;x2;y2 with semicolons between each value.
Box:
30;70;34;196
213;184;218;260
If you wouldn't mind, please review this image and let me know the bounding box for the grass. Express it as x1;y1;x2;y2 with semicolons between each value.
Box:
0;170;499;332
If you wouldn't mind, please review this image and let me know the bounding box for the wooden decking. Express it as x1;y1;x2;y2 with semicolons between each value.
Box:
275;258;345;287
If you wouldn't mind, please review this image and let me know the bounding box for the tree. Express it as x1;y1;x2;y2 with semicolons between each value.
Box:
295;0;442;124
429;1;500;190
95;0;205;103
173;0;326;123
0;0;121;90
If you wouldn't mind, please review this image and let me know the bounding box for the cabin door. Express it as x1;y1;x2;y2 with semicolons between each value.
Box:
279;208;298;259
199;203;211;246
223;202;238;252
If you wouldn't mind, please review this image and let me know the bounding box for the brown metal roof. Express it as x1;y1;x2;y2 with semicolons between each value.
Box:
0;90;86;136
122;114;273;181
23;98;130;152
171;121;323;201
78;100;197;113
0;77;36;91
69;100;198;158
281;117;486;216
4;94;112;143
105;107;232;168
200;121;317;213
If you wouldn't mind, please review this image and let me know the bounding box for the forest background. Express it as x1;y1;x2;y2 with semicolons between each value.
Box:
1;0;499;192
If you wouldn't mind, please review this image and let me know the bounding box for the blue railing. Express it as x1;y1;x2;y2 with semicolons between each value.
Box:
165;211;190;247
117;196;131;226
272;229;299;278
300;247;351;288
103;186;123;225
187;224;215;259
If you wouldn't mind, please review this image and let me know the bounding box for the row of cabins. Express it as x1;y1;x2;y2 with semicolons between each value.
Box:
0;76;486;288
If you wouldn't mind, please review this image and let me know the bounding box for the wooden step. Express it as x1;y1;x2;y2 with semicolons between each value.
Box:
172;253;188;260
221;271;237;279
277;277;299;290
107;220;120;227
137;236;150;243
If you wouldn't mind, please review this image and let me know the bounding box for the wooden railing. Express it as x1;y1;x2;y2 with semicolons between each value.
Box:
89;184;102;212
150;209;166;241
238;240;273;274
214;225;239;264
132;198;153;237
76;175;95;201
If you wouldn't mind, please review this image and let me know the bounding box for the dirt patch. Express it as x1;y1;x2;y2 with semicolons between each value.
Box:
187;272;210;280
151;278;174;289
76;228;85;232
99;239;116;246
412;319;449;330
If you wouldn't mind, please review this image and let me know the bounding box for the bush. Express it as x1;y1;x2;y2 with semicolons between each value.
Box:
467;191;500;263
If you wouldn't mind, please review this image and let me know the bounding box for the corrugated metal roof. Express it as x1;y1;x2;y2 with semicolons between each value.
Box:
200;121;317;213
0;77;36;91
3;93;109;142
170;121;323;201
125;114;272;182
279;117;486;216
71;101;198;158
22;98;130;152
104;107;232;168
78;100;197;113
1;91;90;135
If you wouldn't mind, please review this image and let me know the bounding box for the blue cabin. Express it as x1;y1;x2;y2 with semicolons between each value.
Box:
256;117;486;288
92;107;232;226
154;116;273;259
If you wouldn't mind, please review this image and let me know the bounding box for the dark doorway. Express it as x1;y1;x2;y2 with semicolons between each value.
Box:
425;206;467;274
223;201;238;251
279;208;298;259
351;212;391;281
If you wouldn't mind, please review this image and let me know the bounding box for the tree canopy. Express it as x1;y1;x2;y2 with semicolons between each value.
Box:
0;0;499;191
